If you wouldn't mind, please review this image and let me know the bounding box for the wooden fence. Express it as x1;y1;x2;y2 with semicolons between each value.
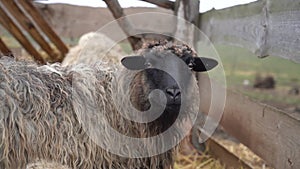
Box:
194;0;300;168
0;0;68;63
198;75;300;169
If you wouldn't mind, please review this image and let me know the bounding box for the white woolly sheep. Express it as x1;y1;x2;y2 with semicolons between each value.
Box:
62;32;124;66
0;40;218;169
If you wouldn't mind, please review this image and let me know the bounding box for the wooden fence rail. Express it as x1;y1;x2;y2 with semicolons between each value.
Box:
0;6;45;64
1;0;57;59
198;74;300;169
206;137;252;169
0;0;68;63
18;0;69;57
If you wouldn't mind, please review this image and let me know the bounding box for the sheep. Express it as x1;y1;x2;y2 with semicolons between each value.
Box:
0;40;218;169
62;32;124;66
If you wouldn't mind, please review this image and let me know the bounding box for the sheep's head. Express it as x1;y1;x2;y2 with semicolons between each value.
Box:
119;42;218;133
121;51;217;108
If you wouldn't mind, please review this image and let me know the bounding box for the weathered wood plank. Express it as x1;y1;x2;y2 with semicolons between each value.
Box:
0;0;58;60
103;0;143;50
139;0;175;10
192;115;253;169
197;74;300;169
206;138;252;169
174;0;199;45
0;37;13;57
18;0;68;59
198;0;300;63
0;6;45;64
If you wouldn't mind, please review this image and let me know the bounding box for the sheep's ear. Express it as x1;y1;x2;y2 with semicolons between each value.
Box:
192;57;218;72
121;56;146;70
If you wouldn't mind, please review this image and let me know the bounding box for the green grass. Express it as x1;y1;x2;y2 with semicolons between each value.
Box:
242;90;300;105
213;45;300;106
213;45;300;86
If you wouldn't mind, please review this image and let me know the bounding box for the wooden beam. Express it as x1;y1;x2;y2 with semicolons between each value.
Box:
18;0;68;59
0;37;13;57
0;7;45;64
198;0;300;63
192;114;252;169
0;0;58;60
139;0;175;10
197;74;300;169
103;0;143;50
206;138;252;169
174;0;199;45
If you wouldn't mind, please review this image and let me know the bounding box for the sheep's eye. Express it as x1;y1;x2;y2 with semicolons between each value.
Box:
188;62;193;70
145;62;152;68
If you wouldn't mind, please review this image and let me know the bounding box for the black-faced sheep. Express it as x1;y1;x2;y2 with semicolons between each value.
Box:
0;41;218;169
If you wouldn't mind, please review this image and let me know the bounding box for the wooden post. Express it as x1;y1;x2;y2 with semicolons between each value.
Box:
174;0;199;45
0;0;58;60
103;0;143;50
0;7;45;64
0;37;13;57
18;0;69;59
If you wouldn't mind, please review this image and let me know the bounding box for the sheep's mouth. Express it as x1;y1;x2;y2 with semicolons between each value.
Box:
165;97;181;108
150;100;181;111
167;100;181;105
165;103;181;111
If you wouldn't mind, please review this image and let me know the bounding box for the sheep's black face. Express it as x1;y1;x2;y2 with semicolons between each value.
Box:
121;51;218;132
122;51;218;106
144;68;181;106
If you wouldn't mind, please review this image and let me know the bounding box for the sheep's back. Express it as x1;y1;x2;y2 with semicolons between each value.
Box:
0;58;114;168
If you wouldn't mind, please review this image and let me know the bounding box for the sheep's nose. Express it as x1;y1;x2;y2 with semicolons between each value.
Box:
166;87;181;101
